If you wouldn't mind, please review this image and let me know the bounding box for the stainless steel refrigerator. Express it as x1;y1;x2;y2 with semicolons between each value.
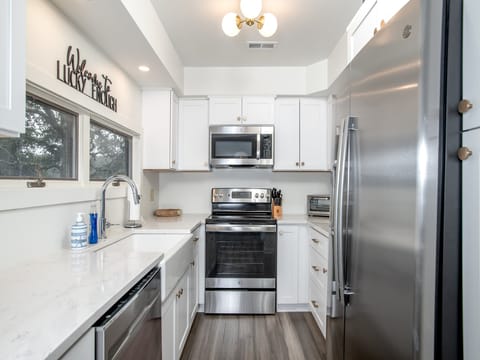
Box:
327;0;443;359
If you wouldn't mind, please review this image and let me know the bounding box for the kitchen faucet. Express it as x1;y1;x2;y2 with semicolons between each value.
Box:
100;175;141;239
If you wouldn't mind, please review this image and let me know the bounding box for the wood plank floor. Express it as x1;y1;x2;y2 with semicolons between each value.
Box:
180;312;326;360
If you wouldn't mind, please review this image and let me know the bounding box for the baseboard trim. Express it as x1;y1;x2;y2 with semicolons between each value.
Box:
277;304;310;312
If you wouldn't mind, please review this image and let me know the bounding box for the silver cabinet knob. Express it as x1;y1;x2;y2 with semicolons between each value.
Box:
458;99;473;114
296;162;299;166
311;300;319;308
301;162;305;166
322;268;328;274
312;238;320;244
312;266;320;272
458;147;473;161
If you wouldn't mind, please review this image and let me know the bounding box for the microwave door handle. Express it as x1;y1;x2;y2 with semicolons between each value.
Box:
256;134;261;160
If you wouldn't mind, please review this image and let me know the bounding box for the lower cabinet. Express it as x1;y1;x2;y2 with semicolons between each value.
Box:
277;225;308;308
308;225;329;337
162;232;199;360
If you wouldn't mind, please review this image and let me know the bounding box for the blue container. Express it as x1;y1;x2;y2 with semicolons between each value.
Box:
89;212;98;244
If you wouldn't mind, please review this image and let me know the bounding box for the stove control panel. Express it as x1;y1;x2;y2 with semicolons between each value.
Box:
212;188;271;203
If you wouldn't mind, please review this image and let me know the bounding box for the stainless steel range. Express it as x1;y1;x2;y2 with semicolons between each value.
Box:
205;188;277;314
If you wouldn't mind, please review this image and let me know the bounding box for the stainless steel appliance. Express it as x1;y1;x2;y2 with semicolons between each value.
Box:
209;125;274;168
95;267;162;360
307;194;331;217
327;0;443;359
205;188;277;314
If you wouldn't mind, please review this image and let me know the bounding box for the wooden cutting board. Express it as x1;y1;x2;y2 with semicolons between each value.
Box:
154;209;182;217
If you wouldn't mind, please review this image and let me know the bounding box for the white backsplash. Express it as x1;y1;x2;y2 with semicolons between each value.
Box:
157;170;331;214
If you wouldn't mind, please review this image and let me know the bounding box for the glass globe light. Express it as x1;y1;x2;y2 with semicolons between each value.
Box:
222;12;240;37
259;13;278;37
240;0;262;19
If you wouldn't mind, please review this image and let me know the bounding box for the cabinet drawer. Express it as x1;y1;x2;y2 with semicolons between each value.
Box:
308;226;329;257
309;249;328;289
309;277;327;336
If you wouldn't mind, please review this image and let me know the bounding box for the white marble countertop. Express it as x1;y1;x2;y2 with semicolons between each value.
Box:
277;214;331;236
0;214;207;360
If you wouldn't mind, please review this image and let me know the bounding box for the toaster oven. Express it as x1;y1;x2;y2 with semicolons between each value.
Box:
307;194;331;217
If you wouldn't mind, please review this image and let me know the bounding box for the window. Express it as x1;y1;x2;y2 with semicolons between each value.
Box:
89;121;131;180
0;95;77;179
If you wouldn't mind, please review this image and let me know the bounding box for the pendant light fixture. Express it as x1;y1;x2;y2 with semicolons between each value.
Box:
222;0;278;38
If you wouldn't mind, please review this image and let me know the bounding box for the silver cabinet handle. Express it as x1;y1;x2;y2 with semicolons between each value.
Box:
312;266;320;272
193;236;199;242
323;268;328;274
311;300;319;308
312;238;320;244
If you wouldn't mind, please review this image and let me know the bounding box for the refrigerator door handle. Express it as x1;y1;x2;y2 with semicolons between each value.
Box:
334;117;350;304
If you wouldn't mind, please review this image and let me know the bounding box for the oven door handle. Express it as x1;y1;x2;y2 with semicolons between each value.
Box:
205;224;277;233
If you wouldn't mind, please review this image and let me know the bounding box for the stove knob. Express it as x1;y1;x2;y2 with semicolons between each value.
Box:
260;193;265;199
255;193;259;198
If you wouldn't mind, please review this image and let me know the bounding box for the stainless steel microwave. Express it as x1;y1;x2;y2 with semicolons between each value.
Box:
209;125;274;168
307;194;331;217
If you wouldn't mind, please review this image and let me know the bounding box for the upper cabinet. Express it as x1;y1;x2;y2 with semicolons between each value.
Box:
178;99;209;171
0;0;25;137
209;96;274;125
142;90;178;170
347;0;410;62
274;98;330;171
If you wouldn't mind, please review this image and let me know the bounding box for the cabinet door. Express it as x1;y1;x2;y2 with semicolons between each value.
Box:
462;128;480;359
242;96;275;124
0;0;25;137
274;98;300;171
197;225;206;306
277;225;299;304
162;293;176;360
170;93;179;169
208;96;242;125
142;90;174;170
188;252;199;323
178;99;209;171
297;226;309;303
175;272;189;356
300;98;329;171
463;0;480;130
347;0;381;61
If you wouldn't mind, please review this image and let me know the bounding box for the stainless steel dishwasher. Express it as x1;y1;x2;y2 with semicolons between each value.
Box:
95;266;162;360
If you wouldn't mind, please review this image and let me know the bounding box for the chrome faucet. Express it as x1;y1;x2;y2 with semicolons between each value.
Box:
100;175;141;239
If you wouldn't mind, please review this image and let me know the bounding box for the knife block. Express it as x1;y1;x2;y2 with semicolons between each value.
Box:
273;205;282;219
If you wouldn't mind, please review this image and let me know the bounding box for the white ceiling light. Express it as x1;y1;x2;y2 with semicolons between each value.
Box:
222;0;278;38
138;65;150;72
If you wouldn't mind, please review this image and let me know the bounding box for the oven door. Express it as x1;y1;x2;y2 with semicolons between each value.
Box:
205;223;277;289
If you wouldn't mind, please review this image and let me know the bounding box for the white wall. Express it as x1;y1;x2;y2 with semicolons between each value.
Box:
157;171;331;214
0;0;145;270
327;33;349;87
184;67;307;96
27;0;142;133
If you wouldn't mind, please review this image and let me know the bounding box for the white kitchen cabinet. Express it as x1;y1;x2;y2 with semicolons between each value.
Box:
196;225;206;308
162;268;190;360
308;225;329;337
59;328;94;360
209;96;274;125
188;227;200;321
347;0;410;62
178;99;209;171
462;127;480;360
142;90;178;170
0;0;25;137
175;272;189;356
277;225;299;304
277;225;309;308
274;98;300;170
274;98;329;171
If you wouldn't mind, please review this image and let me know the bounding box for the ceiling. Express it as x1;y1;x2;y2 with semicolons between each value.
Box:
50;0;362;89
151;0;361;66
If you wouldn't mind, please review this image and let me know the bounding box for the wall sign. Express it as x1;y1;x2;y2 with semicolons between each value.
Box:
56;46;118;112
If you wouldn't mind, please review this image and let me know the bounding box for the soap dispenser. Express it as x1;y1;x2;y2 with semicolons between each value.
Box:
71;213;88;249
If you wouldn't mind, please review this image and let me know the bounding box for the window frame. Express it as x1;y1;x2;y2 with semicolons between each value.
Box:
0;93;79;181
89;119;133;182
